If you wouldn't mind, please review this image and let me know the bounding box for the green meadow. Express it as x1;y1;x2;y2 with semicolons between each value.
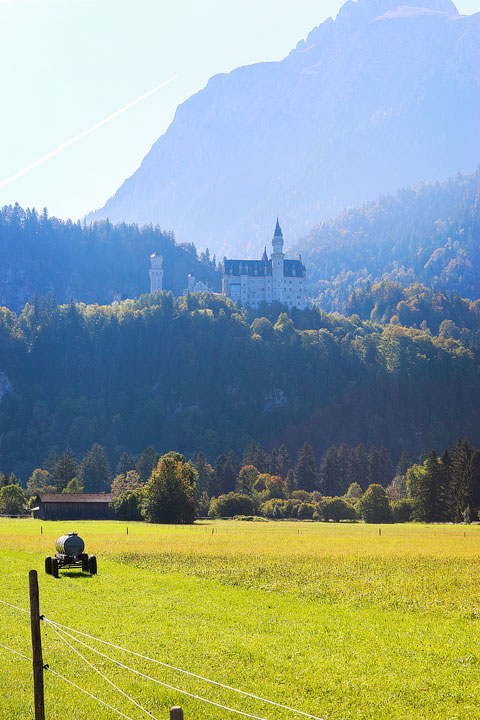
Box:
1;519;480;720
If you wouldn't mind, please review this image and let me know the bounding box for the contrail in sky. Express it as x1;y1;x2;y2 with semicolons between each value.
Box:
0;75;177;190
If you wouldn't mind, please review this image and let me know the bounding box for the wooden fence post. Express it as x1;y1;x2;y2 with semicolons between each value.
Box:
170;707;183;720
29;570;45;720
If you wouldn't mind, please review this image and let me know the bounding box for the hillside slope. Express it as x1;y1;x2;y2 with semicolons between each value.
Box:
90;0;479;256
292;169;480;311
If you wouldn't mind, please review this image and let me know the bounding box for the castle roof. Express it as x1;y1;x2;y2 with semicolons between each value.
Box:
274;218;283;237
224;258;304;278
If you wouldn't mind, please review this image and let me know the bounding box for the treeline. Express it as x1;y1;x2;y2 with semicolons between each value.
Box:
4;435;479;525
1;291;479;479
294;169;480;312
0;204;220;312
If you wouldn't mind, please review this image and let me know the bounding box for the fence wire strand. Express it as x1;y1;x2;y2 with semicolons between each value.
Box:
0;637;139;720
45;619;273;720
46;667;139;720
46;616;324;720
0;599;29;614
47;621;161;720
0;641;32;661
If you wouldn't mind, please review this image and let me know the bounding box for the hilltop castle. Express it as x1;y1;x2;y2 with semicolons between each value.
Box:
222;220;306;309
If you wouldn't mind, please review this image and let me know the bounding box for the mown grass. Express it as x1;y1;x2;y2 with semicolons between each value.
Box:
1;519;480;719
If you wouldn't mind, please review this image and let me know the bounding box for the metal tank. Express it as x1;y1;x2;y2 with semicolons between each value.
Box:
55;532;85;557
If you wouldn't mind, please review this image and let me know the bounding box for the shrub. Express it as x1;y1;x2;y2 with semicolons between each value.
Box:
296;502;316;520
323;497;357;522
209;492;254;518
391;499;412;523
114;488;144;521
291;490;313;502
357;484;393;523
0;484;26;514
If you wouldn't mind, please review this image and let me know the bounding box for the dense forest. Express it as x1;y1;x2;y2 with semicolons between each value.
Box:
0;290;479;480
0;205;220;312
293;170;480;312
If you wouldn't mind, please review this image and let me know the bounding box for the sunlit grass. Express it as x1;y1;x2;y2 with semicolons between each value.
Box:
1;519;480;719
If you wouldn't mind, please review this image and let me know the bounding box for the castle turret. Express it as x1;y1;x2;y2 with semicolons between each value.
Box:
149;253;164;293
272;218;284;258
271;218;284;302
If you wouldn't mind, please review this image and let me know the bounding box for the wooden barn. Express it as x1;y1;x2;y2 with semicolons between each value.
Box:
33;493;114;521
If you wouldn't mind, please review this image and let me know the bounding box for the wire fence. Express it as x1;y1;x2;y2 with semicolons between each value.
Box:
1;595;324;720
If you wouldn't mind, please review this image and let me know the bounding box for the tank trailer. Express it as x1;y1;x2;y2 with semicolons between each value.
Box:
45;532;97;578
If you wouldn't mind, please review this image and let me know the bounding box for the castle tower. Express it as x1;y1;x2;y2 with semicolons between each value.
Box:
271;218;285;302
149;253;164;293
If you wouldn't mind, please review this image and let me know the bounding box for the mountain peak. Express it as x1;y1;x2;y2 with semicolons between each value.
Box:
336;0;458;26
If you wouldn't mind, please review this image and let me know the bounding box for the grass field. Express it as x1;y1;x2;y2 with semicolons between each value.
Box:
1;519;480;720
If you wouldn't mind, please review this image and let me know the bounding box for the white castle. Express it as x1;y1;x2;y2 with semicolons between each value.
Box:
222;220;306;309
149;253;164;293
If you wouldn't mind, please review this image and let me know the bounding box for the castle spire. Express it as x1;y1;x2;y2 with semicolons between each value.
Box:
274;217;283;237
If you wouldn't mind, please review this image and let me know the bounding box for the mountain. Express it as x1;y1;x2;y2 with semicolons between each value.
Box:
89;0;480;257
0;205;220;313
292;169;480;311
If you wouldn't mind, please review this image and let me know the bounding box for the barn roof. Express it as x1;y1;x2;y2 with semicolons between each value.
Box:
37;493;113;504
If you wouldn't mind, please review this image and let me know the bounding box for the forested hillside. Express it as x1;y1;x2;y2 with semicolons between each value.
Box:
0;291;479;480
293;170;480;311
0;204;220;313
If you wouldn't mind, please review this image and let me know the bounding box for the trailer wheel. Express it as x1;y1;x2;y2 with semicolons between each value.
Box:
45;556;52;575
88;555;97;575
51;558;59;579
81;554;89;572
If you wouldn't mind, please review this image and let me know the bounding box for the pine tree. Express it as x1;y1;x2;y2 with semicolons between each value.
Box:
190;452;214;496
408;451;448;522
235;465;258;494
78;444;112;493
226;451;240;490
336;444;352;496
294;443;318;492
448;438;473;522
213;454;228;496
242;440;268;473
319;446;339;496
368;446;393;487
351;444;369;489
277;444;291;479
116;452;138;476
470;451;480;510
285;468;297;495
396;451;411;476
136;446;160;483
268;448;280;477
52;450;78;493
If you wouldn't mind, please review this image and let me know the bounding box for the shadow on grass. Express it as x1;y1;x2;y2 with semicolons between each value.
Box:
58;571;95;579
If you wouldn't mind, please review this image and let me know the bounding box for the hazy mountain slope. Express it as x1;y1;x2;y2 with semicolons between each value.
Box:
89;0;479;257
292;169;480;311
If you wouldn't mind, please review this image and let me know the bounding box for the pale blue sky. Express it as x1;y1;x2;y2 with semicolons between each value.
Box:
1;0;479;220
